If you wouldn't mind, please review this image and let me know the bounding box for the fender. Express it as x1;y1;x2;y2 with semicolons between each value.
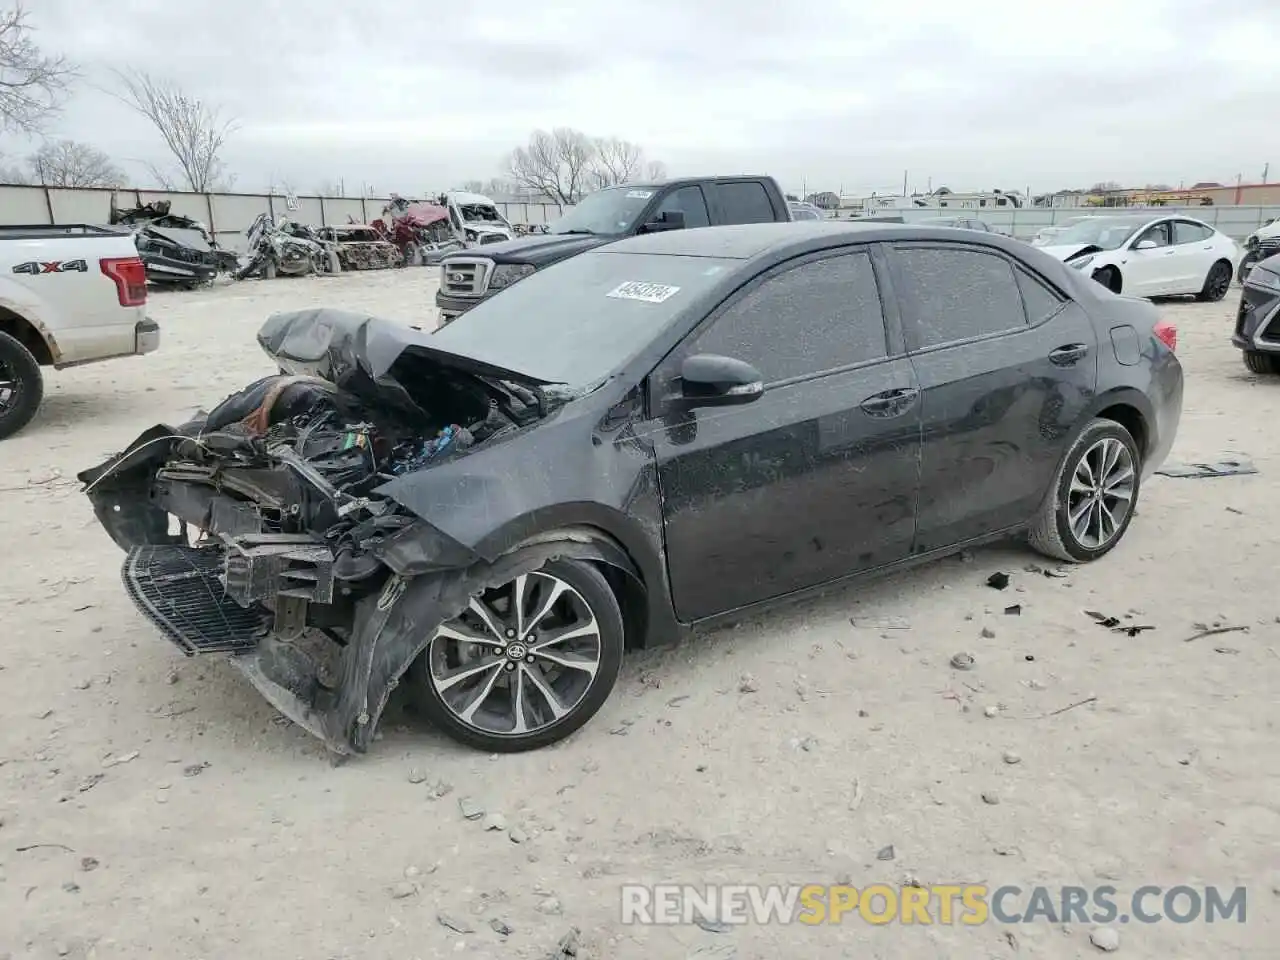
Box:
1078;386;1156;453
0;295;62;364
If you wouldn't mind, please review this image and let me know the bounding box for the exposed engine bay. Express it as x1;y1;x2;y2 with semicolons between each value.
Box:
79;309;571;755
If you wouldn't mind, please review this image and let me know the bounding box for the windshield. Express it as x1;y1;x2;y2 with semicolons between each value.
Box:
429;250;738;387
920;217;960;226
790;207;822;221
547;186;655;236
459;203;507;226
1052;217;1149;250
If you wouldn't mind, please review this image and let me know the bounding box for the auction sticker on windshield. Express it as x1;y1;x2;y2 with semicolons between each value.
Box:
607;281;681;304
625;190;654;199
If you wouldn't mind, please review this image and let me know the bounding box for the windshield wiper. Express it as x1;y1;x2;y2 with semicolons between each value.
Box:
554;229;596;235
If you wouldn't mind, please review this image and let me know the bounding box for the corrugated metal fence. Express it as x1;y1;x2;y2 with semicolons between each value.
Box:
0;184;570;253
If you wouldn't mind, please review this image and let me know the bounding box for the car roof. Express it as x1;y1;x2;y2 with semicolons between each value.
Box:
599;221;1023;260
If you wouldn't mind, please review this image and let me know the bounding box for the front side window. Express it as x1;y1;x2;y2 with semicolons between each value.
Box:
1172;220;1212;245
654;186;710;228
1134;222;1172;248
692;251;888;383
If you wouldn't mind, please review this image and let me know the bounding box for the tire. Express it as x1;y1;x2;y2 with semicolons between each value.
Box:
1243;350;1280;375
0;330;44;441
1028;418;1142;563
1196;260;1233;302
407;558;624;752
1092;266;1121;294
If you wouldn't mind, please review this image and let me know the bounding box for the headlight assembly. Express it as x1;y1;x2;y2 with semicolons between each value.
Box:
1247;266;1280;291
1068;254;1095;270
487;263;536;291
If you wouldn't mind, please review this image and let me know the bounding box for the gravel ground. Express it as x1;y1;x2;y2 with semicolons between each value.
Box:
1;271;1277;960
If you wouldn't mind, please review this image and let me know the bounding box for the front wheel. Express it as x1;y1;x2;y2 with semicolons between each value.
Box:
1028;419;1142;563
0;331;44;441
407;559;624;752
1197;260;1233;302
1092;266;1121;294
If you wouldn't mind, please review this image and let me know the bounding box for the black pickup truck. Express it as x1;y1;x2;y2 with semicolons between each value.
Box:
434;175;792;323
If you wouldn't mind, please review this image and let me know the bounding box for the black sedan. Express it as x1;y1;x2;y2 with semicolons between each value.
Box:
1233;250;1280;374
80;221;1183;756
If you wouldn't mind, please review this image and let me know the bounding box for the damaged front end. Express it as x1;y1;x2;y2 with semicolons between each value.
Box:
79;309;561;754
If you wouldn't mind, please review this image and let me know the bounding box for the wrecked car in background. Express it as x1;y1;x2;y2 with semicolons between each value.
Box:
109;196;239;287
79;222;1182;758
317;224;402;271
373;197;462;266
236;213;337;280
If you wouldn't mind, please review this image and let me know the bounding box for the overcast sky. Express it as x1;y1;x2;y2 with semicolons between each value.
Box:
11;0;1280;197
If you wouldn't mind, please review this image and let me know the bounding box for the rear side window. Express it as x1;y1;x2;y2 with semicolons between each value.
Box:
894;247;1027;349
1015;266;1066;324
1173;220;1212;244
715;181;776;224
693;251;887;382
655;186;710;228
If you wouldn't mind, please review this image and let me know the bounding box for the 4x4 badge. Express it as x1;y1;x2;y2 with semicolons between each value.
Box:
11;259;89;275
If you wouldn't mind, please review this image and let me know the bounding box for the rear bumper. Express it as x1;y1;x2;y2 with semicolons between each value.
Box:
135;318;160;355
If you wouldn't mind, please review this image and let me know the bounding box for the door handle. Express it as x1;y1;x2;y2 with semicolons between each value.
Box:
860;387;919;416
1049;343;1090;365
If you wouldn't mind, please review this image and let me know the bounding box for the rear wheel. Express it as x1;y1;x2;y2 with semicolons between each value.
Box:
407;559;625;752
1243;350;1280;375
0;331;44;441
1028;419;1141;563
1197;260;1233;302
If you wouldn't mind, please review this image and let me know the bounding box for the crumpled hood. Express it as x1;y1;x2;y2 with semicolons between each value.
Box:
1038;243;1101;262
145;226;213;252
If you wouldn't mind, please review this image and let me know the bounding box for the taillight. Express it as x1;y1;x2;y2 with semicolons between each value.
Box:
100;257;148;307
1154;320;1177;352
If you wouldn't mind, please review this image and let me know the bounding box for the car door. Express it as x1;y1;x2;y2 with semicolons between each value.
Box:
1121;220;1176;295
644;247;923;622
651;185;712;230
886;242;1098;553
1170;219;1217;292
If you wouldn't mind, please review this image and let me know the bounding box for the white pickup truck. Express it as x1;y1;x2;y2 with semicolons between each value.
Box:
0;225;159;440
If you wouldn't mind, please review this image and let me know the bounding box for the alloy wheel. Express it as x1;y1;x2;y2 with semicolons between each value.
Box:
0;358;17;415
1207;263;1231;300
426;571;603;737
1066;437;1135;549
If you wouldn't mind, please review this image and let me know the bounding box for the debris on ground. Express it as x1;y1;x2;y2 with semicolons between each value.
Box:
1004;605;1022;616
1183;623;1250;643
509;826;528;843
543;927;581;959
489;917;514;936
986;572;1011;590
876;844;896;860
101;751;139;768
984;706;1001;718
737;674;759;693
407;768;427;784
536;896;564;915
981;792;1001;805
80;856;99;871
458;797;485;820
182;762;209;778
437;912;475;934
1003;752;1022;764
850;616;911;630
1214;646;1241;655
950;652;977;671
1089;926;1121;951
981;627;996;639
1085;611;1155;636
483;812;508;832
389;880;418;899
1156;457;1257;479
694;915;733;933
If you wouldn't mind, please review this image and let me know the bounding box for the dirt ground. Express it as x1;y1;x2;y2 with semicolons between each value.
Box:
1;270;1277;960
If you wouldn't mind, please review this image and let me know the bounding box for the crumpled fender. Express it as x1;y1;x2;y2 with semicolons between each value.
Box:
229;537;630;755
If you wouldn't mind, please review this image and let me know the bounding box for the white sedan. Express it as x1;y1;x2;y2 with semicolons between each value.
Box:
1038;214;1240;301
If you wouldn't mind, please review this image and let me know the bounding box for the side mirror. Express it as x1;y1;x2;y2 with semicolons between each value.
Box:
643;210;685;232
1134;239;1158;250
678;354;764;407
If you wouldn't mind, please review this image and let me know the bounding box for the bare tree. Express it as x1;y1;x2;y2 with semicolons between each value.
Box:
459;177;515;197
113;69;237;192
0;2;76;135
505;128;595;204
589;136;642;189
0;154;28;182
1088;181;1122;192
27;138;124;187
